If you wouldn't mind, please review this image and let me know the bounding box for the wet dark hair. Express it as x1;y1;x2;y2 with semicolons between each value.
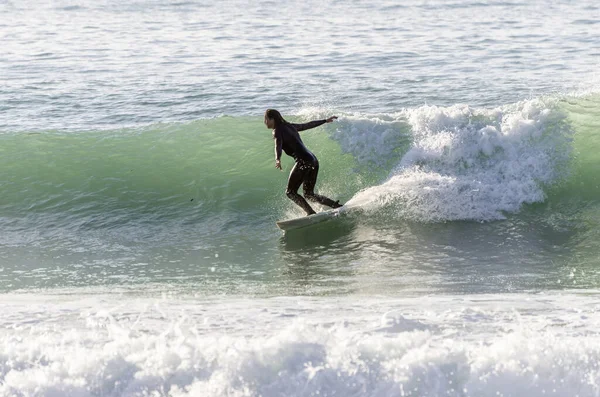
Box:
265;109;287;127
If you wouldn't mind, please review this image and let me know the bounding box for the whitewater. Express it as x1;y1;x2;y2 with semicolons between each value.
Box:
1;0;600;396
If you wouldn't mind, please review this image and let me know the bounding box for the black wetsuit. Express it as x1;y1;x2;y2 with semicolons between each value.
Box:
273;120;342;215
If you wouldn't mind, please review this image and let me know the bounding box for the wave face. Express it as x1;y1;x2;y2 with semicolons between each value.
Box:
2;94;594;228
0;116;363;232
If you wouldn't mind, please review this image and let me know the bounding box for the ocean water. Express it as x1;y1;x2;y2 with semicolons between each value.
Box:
1;0;600;395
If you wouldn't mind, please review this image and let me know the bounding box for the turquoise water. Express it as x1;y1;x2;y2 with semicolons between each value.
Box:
1;1;600;396
2;97;599;296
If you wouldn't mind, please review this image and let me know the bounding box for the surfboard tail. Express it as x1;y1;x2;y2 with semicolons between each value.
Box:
276;206;346;231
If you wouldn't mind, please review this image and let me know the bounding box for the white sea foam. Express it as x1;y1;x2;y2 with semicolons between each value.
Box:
328;113;412;169
342;98;573;221
2;292;600;397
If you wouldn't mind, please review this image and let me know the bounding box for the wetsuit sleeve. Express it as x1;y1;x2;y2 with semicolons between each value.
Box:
290;119;327;132
273;129;283;160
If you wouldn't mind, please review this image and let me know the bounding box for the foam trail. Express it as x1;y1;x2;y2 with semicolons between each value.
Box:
345;98;573;221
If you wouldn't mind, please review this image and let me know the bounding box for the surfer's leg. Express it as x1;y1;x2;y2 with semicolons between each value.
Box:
303;161;343;209
286;162;316;215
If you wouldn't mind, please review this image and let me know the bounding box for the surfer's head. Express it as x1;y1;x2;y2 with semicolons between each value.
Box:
264;109;286;129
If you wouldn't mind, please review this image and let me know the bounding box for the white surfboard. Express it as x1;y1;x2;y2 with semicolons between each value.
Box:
276;206;348;231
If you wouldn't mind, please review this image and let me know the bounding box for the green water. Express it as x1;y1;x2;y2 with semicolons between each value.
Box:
1;95;600;295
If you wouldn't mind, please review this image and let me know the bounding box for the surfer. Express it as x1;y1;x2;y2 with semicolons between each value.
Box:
265;109;343;216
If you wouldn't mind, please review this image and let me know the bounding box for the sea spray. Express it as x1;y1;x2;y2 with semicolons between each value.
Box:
346;98;574;221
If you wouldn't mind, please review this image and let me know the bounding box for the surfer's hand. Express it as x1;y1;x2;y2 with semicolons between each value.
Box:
326;116;338;123
275;159;282;170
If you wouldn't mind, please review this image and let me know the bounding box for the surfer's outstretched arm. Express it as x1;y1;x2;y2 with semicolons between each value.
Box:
291;116;338;132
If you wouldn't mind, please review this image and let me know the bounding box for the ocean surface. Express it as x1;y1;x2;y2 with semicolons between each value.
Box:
1;0;600;395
